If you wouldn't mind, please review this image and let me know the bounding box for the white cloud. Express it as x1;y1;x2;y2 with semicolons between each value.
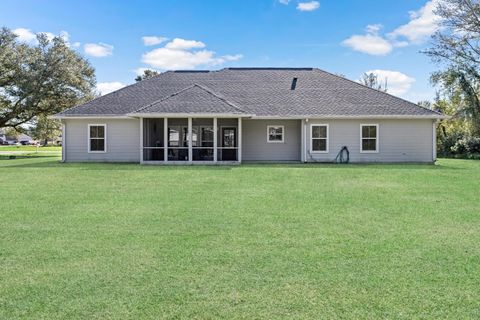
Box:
59;31;69;42
366;24;382;34
142;48;213;69
297;1;320;11
84;43;114;57
389;0;441;44
13;28;37;43
343;34;392;55
279;0;290;4
343;1;441;56
97;82;126;95
165;38;205;50
142;36;168;46
141;38;242;70
363;70;415;96
342;25;393;56
72;42;81;48
13;28;75;47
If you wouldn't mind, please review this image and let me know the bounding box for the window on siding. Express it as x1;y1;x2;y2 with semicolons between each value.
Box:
89;124;106;152
267;125;284;143
361;124;378;152
311;125;328;152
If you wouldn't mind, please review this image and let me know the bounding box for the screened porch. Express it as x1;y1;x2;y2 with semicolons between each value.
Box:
140;117;242;164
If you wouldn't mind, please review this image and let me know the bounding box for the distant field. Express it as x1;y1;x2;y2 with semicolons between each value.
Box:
0;145;61;152
0;155;479;319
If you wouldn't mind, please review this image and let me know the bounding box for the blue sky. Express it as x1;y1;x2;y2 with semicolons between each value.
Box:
1;0;440;102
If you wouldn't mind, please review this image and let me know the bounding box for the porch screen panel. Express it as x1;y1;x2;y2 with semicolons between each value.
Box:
192;118;214;161
167;118;188;161
143;118;164;161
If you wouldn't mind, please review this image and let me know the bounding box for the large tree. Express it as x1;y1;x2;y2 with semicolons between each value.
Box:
360;72;388;92
0;27;96;129
424;0;480;135
31;115;62;145
135;69;160;82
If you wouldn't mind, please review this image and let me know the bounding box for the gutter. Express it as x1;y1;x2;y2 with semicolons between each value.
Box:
50;114;449;120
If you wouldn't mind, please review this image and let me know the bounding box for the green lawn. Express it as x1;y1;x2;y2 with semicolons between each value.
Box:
1;156;479;319
0;145;61;152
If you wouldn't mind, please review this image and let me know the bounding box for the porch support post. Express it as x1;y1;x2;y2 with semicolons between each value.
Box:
238;117;242;163
213;117;218;163
139;117;144;164
188;117;193;163
164;117;168;163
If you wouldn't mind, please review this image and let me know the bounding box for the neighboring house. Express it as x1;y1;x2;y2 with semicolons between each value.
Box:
0;129;34;145
54;68;446;164
17;133;35;144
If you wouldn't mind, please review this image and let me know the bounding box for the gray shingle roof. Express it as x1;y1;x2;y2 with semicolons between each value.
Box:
135;84;246;114
58;68;443;118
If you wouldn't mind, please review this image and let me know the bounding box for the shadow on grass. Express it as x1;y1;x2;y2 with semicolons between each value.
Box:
1;156;465;172
0;154;58;160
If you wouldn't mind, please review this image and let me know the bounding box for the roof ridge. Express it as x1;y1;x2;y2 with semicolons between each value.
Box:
225;67;314;71
133;83;248;114
192;83;247;113
313;69;443;116
133;84;197;113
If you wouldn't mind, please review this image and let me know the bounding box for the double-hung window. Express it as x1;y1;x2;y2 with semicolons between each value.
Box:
360;124;379;153
311;124;329;153
267;125;284;143
88;124;106;152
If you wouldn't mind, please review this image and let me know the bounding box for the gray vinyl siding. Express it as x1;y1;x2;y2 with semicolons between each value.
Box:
305;119;434;163
242;119;301;161
63;117;434;163
64;119;140;162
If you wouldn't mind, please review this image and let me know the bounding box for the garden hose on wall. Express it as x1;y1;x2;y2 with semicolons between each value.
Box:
334;146;350;164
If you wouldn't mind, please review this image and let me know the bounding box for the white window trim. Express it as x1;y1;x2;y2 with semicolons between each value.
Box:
310;124;329;153
360;124;379;153
267;125;285;143
87;124;107;153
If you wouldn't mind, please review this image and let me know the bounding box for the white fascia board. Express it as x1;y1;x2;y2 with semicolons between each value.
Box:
50;115;134;120
129;113;254;118
251;114;449;120
52;113;449;120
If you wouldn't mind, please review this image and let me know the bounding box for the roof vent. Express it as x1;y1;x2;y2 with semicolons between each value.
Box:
291;77;298;90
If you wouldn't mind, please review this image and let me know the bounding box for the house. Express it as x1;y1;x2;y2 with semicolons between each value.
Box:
54;68;446;164
0;128;34;145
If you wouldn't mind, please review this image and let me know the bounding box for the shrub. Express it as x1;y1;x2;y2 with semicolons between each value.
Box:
451;136;480;155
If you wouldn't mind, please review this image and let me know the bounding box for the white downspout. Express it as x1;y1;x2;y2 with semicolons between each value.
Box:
139;117;143;164
433;120;437;162
61;121;66;162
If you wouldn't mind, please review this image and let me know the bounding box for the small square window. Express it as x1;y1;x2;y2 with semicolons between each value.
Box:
267;126;284;143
